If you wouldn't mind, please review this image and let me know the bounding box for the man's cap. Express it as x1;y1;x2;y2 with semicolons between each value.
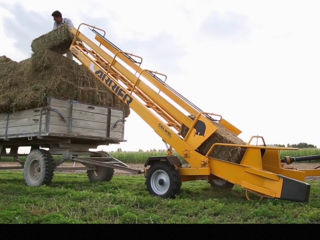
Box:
52;10;62;17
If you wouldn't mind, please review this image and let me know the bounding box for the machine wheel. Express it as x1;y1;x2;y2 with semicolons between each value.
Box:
209;177;234;190
87;166;114;183
24;149;54;187
146;162;181;198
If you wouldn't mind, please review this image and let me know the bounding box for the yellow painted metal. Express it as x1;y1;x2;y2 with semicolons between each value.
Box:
241;148;263;169
220;118;242;136
303;169;320;176
69;29;209;168
94;34;199;117
183;114;219;150
179;167;211;176
208;157;283;198
262;149;306;181
70;28;193;131
68;24;320;201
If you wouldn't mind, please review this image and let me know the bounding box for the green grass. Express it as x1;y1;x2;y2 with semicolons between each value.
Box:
0;171;320;224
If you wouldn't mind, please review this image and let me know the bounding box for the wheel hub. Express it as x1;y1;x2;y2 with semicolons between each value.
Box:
150;170;170;195
29;160;41;180
158;179;165;185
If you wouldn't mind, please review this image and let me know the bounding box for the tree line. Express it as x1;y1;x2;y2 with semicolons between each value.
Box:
272;142;317;149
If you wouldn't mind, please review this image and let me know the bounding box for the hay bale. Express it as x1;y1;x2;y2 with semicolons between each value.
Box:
198;122;246;164
0;56;16;64
0;56;18;81
0;56;20;112
0;50;130;116
31;25;73;54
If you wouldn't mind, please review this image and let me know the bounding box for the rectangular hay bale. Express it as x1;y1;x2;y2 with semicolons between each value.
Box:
31;25;74;54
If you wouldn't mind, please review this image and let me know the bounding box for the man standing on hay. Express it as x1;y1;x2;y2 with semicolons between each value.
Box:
51;10;74;60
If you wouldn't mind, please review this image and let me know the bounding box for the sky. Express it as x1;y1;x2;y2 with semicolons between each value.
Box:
0;0;319;151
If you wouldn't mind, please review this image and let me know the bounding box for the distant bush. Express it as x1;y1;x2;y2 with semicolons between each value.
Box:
272;144;286;147
287;143;317;149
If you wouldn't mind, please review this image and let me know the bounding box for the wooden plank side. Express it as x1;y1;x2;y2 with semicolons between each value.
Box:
111;109;124;119
0;120;7;128
109;131;124;140
72;102;109;115
48;107;69;119
7;125;39;135
72;119;107;131
6;116;42;128
0;115;46;136
0;98;125;141
49;125;106;138
0;113;9;121
72;111;109;123
0;128;5;136
49;116;107;131
47;124;68;135
110;109;124;140
0;118;47;137
51;97;109;115
72;127;106;138
8;108;43;120
50;98;71;109
48;115;68;127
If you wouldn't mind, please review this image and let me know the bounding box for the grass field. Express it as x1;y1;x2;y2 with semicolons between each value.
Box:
0;171;320;224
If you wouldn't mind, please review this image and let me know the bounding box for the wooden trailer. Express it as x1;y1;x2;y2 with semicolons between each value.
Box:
0;97;141;186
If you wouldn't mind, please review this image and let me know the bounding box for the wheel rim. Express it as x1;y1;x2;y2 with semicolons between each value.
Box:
150;169;170;195
93;167;102;177
29;160;42;181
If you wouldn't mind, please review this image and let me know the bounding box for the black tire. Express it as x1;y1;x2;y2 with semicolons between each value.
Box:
87;166;114;183
146;162;181;199
208;177;234;190
24;149;54;187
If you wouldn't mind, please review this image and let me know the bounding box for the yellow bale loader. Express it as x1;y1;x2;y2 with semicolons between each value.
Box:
68;23;320;202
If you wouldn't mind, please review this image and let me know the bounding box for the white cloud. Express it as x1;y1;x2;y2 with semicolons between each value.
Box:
119;33;186;74
0;2;50;58
201;11;251;39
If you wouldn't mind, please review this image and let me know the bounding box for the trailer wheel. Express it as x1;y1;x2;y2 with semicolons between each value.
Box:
24;149;54;187
209;177;234;190
146;162;181;199
87;167;114;183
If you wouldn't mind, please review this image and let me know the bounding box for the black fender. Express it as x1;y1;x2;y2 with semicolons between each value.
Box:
144;156;182;168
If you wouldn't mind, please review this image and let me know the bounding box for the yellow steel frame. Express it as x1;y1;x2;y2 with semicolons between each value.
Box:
68;24;320;201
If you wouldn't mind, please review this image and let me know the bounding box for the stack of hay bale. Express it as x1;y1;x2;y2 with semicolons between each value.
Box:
0;25;130;116
0;25;246;165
